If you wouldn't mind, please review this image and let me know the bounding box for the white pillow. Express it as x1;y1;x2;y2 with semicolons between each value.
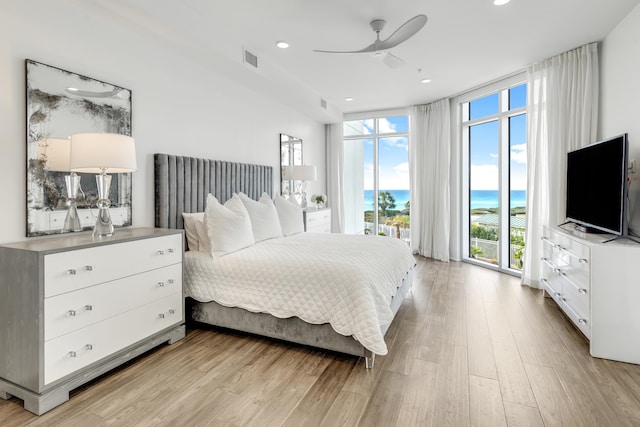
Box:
274;194;304;236
182;212;204;251
238;192;283;242
204;193;255;258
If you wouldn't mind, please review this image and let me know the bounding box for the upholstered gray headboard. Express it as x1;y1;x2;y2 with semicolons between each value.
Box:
154;153;274;229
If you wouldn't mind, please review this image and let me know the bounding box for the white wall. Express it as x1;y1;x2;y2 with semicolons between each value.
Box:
600;2;640;231
0;3;327;244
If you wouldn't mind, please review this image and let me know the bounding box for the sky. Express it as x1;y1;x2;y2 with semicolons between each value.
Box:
344;84;527;193
469;84;527;191
345;116;409;191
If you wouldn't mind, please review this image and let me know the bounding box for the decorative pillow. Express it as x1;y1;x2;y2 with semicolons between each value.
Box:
274;194;304;236
238;192;283;242
182;212;204;251
204;193;255;258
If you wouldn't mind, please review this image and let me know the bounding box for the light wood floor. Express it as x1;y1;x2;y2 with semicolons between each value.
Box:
3;257;640;426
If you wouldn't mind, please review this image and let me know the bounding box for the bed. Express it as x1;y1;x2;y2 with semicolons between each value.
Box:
154;153;415;367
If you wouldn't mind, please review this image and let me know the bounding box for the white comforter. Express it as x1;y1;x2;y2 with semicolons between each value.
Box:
184;232;415;355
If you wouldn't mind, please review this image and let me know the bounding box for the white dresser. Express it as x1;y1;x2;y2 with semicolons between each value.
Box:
303;208;331;233
541;225;640;364
0;228;185;415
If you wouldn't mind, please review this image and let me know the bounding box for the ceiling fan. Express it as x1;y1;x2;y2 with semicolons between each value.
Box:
314;14;428;69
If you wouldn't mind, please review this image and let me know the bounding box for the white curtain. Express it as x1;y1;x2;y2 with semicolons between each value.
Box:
522;43;599;287
409;99;451;261
326;123;345;233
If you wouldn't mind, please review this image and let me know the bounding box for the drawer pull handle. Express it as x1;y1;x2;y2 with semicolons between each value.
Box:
158;282;165;287
169;309;175;315
579;258;588;264
67;269;77;275
578;319;587;325
158;313;165;319
85;344;93;351
84;265;94;271
541;278;548;284
167;279;175;284
68;310;77;317
554;292;562;298
68;351;77;358
85;305;93;311
578;288;587;295
157;250;165;255
168;248;175;253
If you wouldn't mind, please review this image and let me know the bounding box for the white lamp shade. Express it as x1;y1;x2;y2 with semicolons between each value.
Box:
69;133;137;173
38;137;71;172
287;165;317;181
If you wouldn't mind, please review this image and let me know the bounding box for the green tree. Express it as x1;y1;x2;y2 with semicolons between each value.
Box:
471;224;498;241
378;191;396;218
386;215;410;239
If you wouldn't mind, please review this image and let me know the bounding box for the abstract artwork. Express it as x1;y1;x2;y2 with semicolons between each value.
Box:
26;60;132;236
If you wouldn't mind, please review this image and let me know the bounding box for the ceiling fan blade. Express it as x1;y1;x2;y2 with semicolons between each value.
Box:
378;14;427;50
313;42;376;54
381;52;406;68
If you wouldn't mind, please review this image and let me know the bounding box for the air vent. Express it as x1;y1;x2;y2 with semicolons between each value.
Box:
243;48;258;69
320;99;327;109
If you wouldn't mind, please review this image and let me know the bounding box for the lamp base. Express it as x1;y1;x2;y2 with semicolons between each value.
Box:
93;173;114;238
63;174;82;232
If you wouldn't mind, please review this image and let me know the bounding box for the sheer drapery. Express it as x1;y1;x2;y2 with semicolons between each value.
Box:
326;123;345;233
409;99;451;261
522;43;599;287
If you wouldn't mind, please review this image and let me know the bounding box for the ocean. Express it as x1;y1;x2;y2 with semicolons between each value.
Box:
363;189;526;211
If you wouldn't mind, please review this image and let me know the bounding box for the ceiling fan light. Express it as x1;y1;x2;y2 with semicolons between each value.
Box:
276;41;289;49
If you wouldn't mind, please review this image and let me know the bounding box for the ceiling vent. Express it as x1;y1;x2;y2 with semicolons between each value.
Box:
320;99;327;109
243;48;259;70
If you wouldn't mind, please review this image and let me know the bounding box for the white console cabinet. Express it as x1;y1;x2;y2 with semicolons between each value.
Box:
0;228;185;415
541;225;640;364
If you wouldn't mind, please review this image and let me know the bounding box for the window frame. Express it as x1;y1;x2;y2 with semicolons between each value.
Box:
343;111;410;235
459;74;527;275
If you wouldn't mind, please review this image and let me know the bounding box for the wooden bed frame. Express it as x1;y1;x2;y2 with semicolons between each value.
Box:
154;153;413;368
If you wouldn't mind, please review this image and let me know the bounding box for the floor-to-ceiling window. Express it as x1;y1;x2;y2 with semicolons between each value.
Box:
343;115;410;241
462;81;527;273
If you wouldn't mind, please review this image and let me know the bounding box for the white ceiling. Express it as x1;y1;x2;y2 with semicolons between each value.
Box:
92;0;639;122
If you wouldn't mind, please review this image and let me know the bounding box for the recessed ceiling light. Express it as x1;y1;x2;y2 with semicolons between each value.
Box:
276;41;289;49
67;87;79;91
421;78;432;84
493;0;510;5
345;97;354;102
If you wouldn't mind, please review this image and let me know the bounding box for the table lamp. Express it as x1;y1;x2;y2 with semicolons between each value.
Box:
70;133;136;237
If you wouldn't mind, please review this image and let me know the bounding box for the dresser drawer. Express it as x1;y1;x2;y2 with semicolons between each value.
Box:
44;292;182;385
305;209;331;233
561;275;589;321
44;234;182;297
44;263;182;341
561;297;590;339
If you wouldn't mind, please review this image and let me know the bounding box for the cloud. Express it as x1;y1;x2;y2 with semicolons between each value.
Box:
489;153;498;158
380;162;410;190
511;144;527;164
364;162;410;190
381;136;408;151
470;164;499;190
378;118;397;133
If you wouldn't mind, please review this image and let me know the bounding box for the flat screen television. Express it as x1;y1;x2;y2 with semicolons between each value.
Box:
565;133;629;236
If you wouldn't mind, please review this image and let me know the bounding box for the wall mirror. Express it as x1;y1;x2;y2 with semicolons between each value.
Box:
26;60;132;237
280;133;302;196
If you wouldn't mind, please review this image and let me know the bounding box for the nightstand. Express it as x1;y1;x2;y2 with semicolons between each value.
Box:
303;207;332;233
